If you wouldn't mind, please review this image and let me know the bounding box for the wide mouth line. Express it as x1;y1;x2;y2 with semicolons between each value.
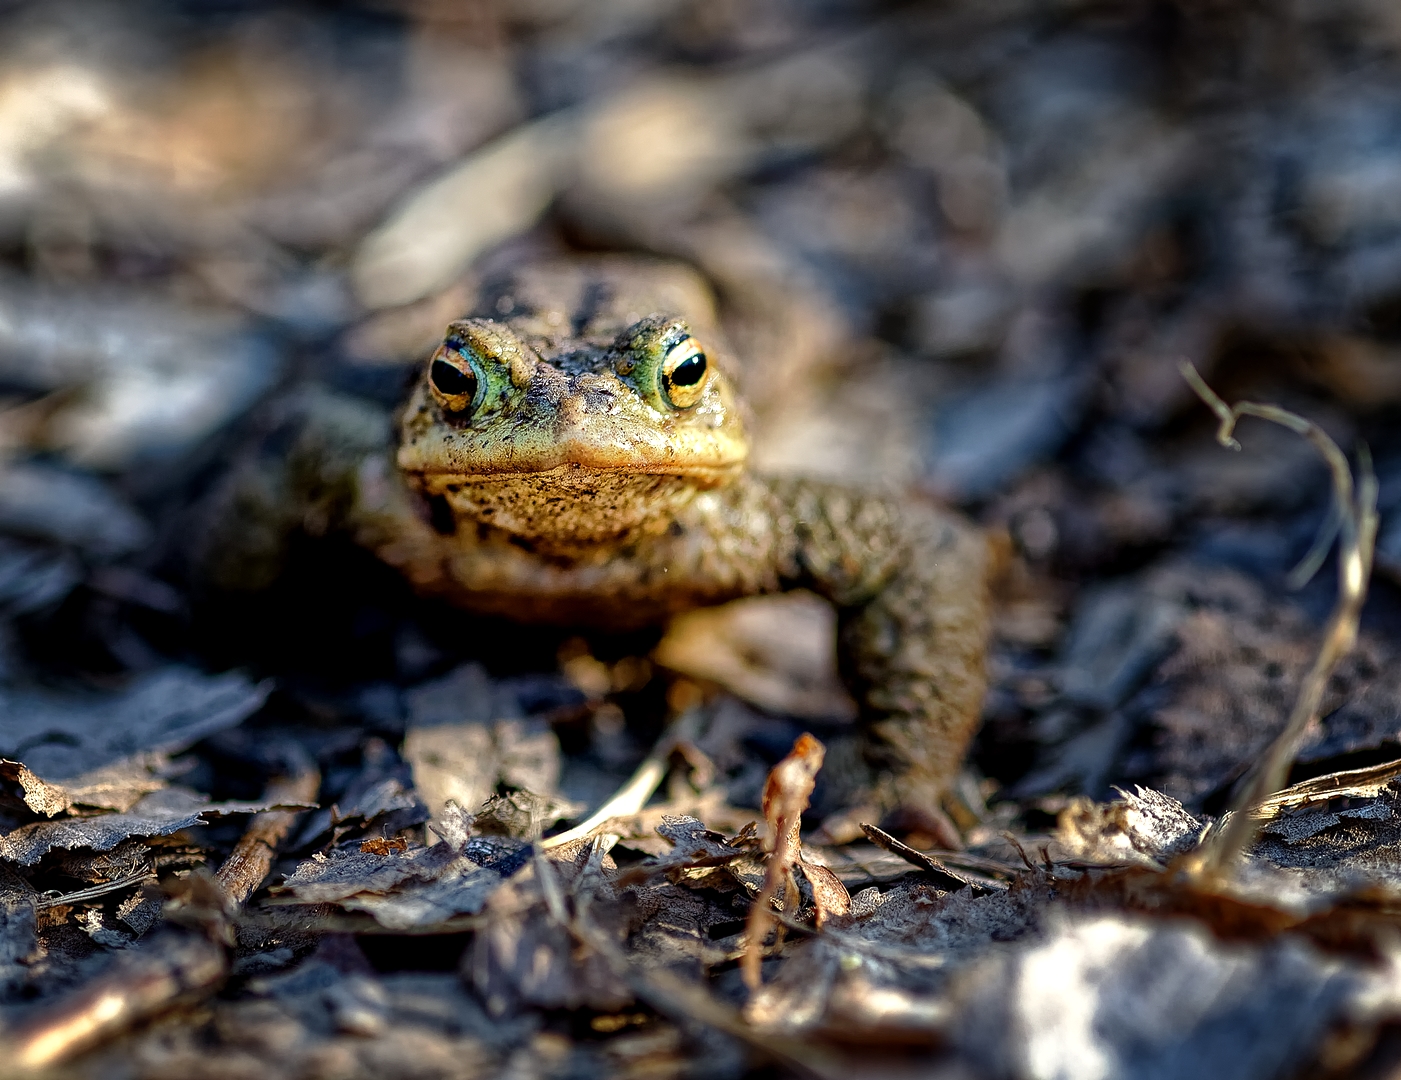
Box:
405;461;745;480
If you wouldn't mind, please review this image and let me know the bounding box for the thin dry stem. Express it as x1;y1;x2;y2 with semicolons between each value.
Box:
1177;362;1378;880
36;870;155;910
540;708;701;850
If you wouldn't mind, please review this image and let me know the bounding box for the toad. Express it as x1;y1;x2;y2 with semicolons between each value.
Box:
205;259;992;825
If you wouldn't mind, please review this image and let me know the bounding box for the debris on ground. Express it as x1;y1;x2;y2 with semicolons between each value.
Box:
1;3;1401;1078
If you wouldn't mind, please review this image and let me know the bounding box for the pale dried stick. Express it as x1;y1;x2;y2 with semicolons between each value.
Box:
1178;363;1378;879
540;708;701;850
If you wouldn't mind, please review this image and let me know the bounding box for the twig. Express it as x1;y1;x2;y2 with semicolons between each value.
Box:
540;709;701;850
1286;498;1342;590
216;767;322;905
10;931;227;1074
858;823;991;892
36;870;156;911
1177;363;1378;880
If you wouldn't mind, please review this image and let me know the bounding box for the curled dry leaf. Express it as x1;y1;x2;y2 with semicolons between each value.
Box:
743;732;825;991
401;664;563;824
276;840;503;932
798;856;850;926
0;668;269;787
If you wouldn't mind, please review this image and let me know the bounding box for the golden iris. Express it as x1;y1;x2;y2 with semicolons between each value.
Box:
660;337;708;409
428;342;480;414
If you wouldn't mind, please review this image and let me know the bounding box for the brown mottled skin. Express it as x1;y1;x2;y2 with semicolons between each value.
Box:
206;259;991;815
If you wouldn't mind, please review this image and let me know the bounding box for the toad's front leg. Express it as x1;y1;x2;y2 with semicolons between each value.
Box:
759;477;993;822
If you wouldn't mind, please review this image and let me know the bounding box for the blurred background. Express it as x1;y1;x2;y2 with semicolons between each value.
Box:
1;0;1401;821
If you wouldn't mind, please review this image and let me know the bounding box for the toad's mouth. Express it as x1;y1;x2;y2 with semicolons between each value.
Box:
397;412;748;480
407;463;735;543
404;460;746;483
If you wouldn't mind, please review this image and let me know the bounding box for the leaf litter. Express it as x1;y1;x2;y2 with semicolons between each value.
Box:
5;4;1401;1077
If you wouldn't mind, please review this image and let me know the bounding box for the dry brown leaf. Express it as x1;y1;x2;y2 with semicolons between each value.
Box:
798;855;850;927
654;593;857;720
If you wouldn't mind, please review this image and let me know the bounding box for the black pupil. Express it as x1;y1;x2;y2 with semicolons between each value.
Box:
669;352;707;387
431;358;477;400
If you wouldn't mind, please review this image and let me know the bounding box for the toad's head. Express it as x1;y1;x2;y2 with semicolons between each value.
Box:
397;314;748;544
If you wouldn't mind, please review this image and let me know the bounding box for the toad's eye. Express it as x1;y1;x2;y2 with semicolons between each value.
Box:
431;358;476;398
426;319;522;420
660;338;708;408
427;342;480;414
620;315;712;412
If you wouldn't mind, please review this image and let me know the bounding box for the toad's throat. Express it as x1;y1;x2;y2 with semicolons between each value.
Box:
409;463;737;544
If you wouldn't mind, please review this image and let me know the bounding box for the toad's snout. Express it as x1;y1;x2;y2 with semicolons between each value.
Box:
555;372;625;429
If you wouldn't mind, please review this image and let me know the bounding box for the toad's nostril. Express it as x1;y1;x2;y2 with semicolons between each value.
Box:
572;373;621;403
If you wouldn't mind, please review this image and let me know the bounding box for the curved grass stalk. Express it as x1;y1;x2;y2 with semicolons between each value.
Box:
1177;363;1378;880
